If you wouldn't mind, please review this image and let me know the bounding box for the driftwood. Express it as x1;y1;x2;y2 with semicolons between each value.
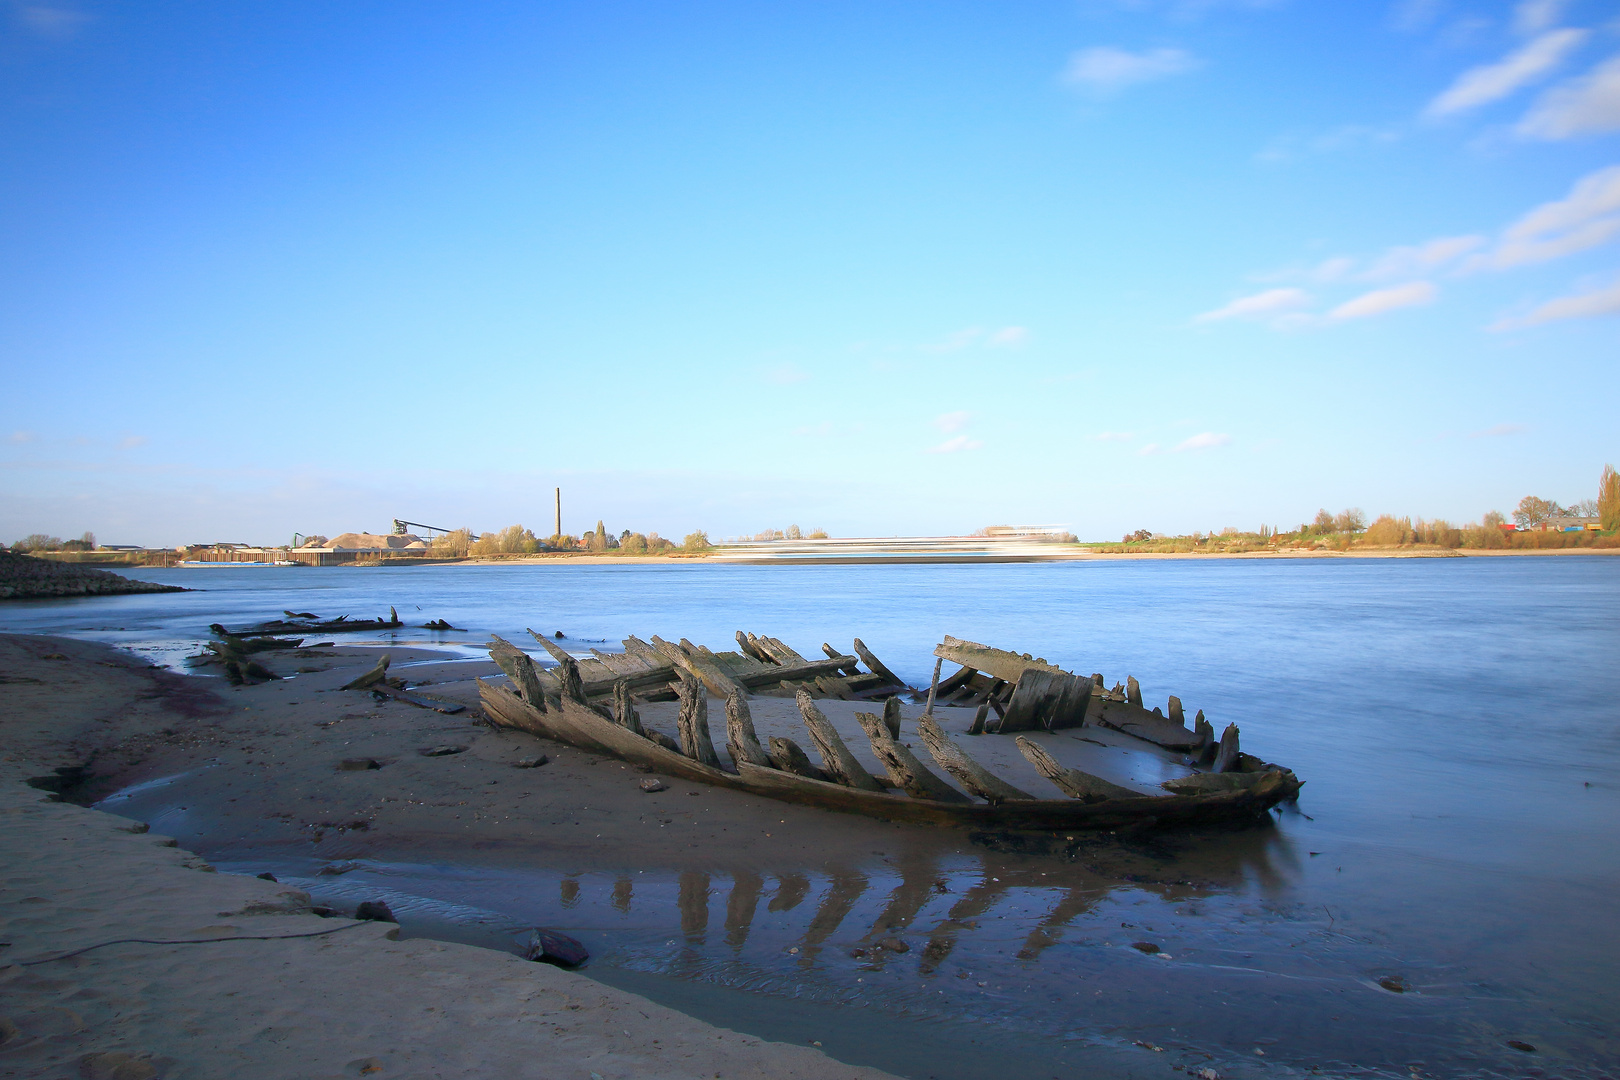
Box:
852;638;909;692
768;736;827;781
1015;737;1140;802
796;691;885;792
724;689;771;768
857;712;968;802
221;609;402;638
998;669;1093;733
881;695;902;740
1212;723;1241;773
340;654;391;691
367;681;466;714
611;678;645;736
674;675;721;767
915;714;1034;804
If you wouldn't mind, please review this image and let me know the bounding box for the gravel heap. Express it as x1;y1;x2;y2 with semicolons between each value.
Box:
0;551;187;600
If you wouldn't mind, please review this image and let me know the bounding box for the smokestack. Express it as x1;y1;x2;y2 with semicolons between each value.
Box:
555;487;561;541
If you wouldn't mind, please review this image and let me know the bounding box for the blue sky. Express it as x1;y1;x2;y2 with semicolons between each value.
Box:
2;0;1617;546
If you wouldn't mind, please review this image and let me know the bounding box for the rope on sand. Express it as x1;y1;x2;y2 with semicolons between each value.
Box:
15;920;374;966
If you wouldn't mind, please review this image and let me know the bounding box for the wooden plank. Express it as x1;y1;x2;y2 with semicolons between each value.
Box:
612;678;646;737
856;712;968;802
796;691;885;791
757;636;809;667
339;653;391;691
489;637;549;709
1095;699;1202;751
812;675;854;700
735;630;773;664
821;643;861;676
1015;736;1139;802
934;663;977;698
933;635;1068;686
852;638;909;691
915;715;1034;804
999;669;1092;733
731;655;861;689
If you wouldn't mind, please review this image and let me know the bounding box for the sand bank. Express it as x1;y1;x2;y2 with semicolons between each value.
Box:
0;635;899;1080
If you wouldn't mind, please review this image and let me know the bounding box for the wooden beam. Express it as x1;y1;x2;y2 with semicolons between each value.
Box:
914;715;1034;804
933;635;1068;686
1015;736;1139;802
852;638;909;691
998;669;1093;733
856;712;968;803
796;691;885;792
723;689;771;768
650;635;745;699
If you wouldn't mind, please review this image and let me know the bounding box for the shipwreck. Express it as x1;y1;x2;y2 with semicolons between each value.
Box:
475;631;1302;830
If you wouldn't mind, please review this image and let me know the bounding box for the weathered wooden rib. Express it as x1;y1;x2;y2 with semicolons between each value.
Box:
219;608;403;637
489;636;550;708
768;736;827;781
1094;697;1202;751
881;695;902;739
1014;736;1140;802
852;638;909;692
731;655;864;690
476;676;1300;829
339;653;391;691
822;643;862;676
611;678;645;736
366;681;466;714
857;712;968;803
1161;771;1267;795
652;635;745;699
1212;723;1241;773
674;675;721;767
797;691;886;792
530;632;588;704
915;714;1035;804
724;689;771;768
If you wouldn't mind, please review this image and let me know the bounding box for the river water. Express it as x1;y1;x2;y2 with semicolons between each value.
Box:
2;557;1616;1078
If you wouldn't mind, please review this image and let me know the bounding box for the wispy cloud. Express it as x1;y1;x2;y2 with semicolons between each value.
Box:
1363;235;1484;279
920;327;983;353
933;411;973;434
1472;164;1620;270
792;422;834;438
1090;431;1135;442
12;4;90;39
1519;54;1620;139
116;435;148;450
1425;29;1588;116
1489;278;1620;330
1469;422;1530;437
1195;287;1312;323
1062;47;1198;94
1256;124;1401;164
1329;281;1438;320
6;431;34;445
1174;432;1231;452
929;435;984;454
1137;443;1162;456
986;326;1028;348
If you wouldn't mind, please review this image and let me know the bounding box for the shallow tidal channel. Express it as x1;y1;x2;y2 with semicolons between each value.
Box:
7;555;1618;1078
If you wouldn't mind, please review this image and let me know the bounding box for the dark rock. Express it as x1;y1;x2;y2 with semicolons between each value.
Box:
354;900;396;923
554;630;565;639
256;872;278;882
77;1051;157;1080
338;758;381;771
877;937;910;953
525;928;588;967
1506;1040;1536;1053
513;755;549;769
1378;976;1410;993
1130;942;1161;954
419;745;467;757
639;778;667;792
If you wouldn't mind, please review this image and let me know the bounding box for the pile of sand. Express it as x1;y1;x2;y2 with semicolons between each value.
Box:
326;533;428;551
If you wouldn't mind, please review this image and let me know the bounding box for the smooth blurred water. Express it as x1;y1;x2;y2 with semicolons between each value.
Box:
5;556;1618;1077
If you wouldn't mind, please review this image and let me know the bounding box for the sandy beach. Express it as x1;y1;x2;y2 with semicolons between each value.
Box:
0;634;902;1080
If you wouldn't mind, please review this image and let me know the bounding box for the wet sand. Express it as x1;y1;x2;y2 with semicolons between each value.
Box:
0;634;899;1080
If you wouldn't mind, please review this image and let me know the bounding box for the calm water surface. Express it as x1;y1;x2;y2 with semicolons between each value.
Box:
3;557;1616;1078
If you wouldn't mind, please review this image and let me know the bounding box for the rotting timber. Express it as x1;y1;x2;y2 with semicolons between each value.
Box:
476;630;1303;831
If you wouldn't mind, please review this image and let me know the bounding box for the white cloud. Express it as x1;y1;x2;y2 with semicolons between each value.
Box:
1174;432;1232;452
928;436;984;454
1475;164;1620;270
6;431;34;444
933;411;973;434
1137;443;1162;456
1514;0;1568;35
986;326;1028;348
792;422;834;438
1090;432;1135;442
1519;54;1620;139
1328;281;1438;320
921;327;982;353
13;5;90;39
1469;422;1530;437
1363;234;1484;279
116;435;148;450
1195;287;1312;323
1425;29;1588;116
1489;278;1620;330
1062;47;1198;94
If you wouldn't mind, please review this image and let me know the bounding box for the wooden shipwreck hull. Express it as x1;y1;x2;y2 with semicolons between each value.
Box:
476;630;1303;831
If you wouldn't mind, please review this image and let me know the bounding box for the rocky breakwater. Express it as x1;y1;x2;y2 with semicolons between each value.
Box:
0;550;187;600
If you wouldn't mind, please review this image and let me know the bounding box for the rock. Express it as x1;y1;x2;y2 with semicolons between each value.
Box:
338;758;381;771
876;937;910;953
1506;1040;1536;1053
639;778;667;792
1378;976;1410;993
419;745;467;757
354;900;396;923
0;1018;20;1046
524;928;588;967
1130;941;1160;954
554;630;565;639
1196;1069;1220;1080
513;755;549;769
